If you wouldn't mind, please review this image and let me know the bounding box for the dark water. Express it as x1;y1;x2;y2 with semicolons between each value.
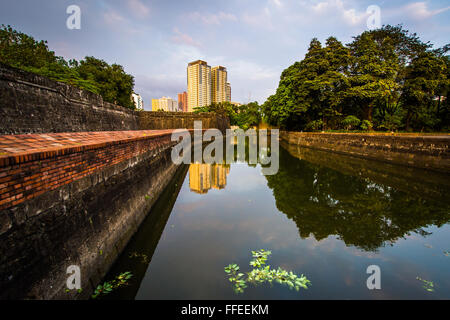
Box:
102;142;450;300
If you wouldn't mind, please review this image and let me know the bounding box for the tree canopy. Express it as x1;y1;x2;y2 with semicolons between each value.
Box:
262;25;449;132
194;101;262;130
0;25;135;109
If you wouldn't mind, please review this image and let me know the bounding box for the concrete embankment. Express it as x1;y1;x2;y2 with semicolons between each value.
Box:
280;131;450;173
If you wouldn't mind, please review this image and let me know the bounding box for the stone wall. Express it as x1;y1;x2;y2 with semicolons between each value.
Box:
0;131;183;299
280;131;450;173
139;111;230;133
0;63;140;134
0;63;230;134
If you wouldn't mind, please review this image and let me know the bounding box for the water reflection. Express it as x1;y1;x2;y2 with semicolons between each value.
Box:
101;140;450;299
265;145;450;252
189;163;230;194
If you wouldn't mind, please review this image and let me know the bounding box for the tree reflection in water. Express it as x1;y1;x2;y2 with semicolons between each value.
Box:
265;145;450;252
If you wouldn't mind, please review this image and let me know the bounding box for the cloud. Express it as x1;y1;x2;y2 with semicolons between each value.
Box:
103;10;126;25
127;0;151;18
102;9;141;36
310;0;367;26
229;59;278;81
186;11;237;25
242;7;274;30
171;27;202;48
402;2;450;20
271;0;283;8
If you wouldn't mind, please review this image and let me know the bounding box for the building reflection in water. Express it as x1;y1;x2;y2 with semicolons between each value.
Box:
189;163;230;194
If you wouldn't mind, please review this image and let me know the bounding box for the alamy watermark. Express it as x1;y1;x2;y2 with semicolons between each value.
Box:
66;265;81;290
66;5;81;30
366;265;381;290
366;5;381;30
171;121;280;175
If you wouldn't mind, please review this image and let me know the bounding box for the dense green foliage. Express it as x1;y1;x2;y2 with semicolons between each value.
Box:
263;25;449;132
194;101;262;129
0;25;135;109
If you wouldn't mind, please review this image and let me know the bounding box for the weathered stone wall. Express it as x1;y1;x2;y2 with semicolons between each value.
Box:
139;111;230;133
0;63;140;134
0;64;230;134
0;131;183;299
280;131;450;173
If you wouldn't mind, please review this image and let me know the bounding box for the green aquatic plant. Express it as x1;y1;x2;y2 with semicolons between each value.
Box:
224;249;311;294
92;272;133;299
129;251;149;264
416;277;434;292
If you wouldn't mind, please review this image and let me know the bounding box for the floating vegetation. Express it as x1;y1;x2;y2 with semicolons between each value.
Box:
416;277;434;292
65;288;83;294
92;272;133;299
129;251;149;264
224;249;311;294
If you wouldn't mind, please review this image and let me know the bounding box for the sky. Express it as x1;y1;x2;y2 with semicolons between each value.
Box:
1;0;449;110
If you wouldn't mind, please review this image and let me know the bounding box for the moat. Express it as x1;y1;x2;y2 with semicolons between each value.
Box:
101;143;450;300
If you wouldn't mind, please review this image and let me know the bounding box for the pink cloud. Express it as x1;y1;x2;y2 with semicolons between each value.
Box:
403;2;450;20
186;11;237;25
127;0;151;18
171;27;202;48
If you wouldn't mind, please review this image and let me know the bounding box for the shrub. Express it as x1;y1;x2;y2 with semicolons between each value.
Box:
360;120;373;131
341;116;361;130
305;120;324;131
378;113;403;131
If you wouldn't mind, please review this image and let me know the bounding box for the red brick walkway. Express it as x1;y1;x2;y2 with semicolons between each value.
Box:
0;130;186;209
0;130;176;167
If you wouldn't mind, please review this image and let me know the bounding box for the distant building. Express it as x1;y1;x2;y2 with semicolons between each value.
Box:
187;60;212;112
226;82;231;102
231;102;242;107
151;99;159;110
211;66;228;104
152;96;178;112
178;91;188;112
131;93;144;110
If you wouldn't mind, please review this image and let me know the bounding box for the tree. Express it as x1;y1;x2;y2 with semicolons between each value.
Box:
0;25;136;109
262;25;449;132
346;32;399;123
195;101;262;130
76;57;135;108
401;52;447;131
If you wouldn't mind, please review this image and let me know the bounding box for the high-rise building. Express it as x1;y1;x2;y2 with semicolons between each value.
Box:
152;97;178;112
178;91;188;112
131;93;144;110
189;163;212;194
211;164;230;190
211;66;228;104
226;82;231;102
189;163;230;194
187;60;211;112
